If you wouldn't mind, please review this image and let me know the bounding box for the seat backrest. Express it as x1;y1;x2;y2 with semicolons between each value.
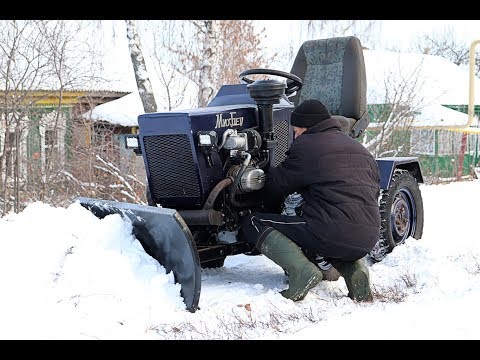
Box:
289;36;369;138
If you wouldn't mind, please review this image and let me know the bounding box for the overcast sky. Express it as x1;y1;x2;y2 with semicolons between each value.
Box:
259;20;480;53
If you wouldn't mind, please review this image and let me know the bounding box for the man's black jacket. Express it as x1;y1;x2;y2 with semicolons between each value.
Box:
260;117;381;258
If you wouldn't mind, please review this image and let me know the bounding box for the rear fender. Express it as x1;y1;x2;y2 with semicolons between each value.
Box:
376;157;424;190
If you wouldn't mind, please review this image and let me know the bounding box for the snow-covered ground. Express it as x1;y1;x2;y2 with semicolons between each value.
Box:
0;180;479;339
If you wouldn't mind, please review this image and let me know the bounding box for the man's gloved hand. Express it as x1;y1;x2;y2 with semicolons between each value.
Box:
282;192;305;216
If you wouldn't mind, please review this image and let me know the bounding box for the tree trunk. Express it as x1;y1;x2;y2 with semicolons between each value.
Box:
125;20;157;113
198;20;217;108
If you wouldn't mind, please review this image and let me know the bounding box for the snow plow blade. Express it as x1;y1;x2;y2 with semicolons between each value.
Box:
76;197;201;312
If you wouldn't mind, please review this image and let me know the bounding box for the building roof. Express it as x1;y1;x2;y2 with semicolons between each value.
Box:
364;49;480;127
0;90;129;108
82;91;142;127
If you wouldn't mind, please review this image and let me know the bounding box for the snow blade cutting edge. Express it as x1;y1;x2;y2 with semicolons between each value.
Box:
76;197;201;312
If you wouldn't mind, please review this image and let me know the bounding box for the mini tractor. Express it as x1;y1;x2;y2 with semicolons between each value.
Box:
78;36;424;312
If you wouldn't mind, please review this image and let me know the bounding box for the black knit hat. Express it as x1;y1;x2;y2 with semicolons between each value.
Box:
290;99;331;128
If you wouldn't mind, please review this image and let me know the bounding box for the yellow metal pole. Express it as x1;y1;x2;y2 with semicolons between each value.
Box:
467;40;480;127
457;40;480;180
447;40;480;131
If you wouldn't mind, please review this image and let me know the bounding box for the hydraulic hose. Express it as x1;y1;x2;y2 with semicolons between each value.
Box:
203;177;233;210
177;209;224;226
177;177;232;226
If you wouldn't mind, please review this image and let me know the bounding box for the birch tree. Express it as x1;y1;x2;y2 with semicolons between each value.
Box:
125;20;157;113
196;20;218;107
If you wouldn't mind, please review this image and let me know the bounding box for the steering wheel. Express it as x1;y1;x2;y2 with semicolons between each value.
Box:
239;68;303;96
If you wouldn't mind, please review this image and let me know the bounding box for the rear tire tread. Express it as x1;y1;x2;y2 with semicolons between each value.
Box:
369;169;424;262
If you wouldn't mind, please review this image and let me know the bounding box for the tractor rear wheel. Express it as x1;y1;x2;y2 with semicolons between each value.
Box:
369;169;424;262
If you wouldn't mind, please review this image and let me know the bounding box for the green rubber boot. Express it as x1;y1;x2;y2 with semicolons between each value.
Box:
334;259;373;302
260;229;323;301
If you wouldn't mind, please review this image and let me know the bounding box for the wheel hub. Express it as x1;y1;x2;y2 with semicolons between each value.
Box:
391;193;411;243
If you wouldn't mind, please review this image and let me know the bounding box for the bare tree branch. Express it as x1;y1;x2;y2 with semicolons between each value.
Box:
364;60;426;157
413;27;479;75
169;20;277;107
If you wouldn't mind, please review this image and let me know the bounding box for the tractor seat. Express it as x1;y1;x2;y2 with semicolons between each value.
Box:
289;36;369;138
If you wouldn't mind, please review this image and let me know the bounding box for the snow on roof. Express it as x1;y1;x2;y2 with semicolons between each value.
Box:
87;48;480;128
414;103;474;127
364;49;480;127
364;49;480;105
82;92;142;127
